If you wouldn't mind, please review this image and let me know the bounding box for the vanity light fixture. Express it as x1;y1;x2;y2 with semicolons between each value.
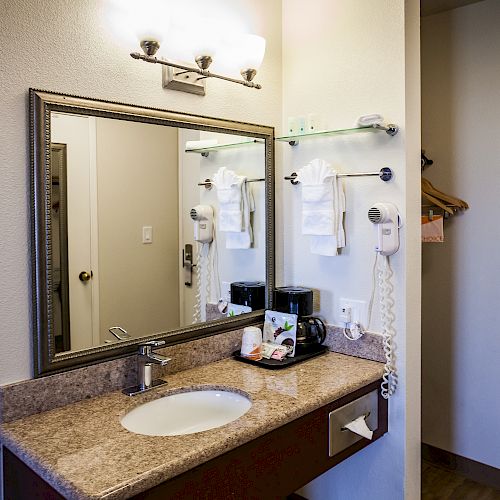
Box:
130;34;265;95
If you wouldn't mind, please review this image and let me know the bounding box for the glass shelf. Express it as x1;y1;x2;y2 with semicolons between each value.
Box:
276;124;398;145
185;139;265;155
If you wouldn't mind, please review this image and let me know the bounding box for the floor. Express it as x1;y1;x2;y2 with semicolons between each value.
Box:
422;461;500;500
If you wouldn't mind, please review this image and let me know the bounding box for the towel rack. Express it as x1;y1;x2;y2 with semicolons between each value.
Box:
284;167;393;185
198;177;265;190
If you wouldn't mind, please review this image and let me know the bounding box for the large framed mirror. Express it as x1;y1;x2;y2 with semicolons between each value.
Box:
30;89;275;376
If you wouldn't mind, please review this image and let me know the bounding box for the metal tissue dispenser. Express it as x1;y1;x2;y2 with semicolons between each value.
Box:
274;287;326;354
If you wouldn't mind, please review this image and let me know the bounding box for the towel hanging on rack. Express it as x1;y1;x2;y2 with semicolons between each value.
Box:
296;159;345;256
212;167;255;249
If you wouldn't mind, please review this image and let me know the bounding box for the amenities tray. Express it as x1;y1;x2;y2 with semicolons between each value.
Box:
232;344;329;369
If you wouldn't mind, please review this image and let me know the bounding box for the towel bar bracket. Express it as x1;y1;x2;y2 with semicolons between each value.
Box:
379;167;393;181
374;123;399;136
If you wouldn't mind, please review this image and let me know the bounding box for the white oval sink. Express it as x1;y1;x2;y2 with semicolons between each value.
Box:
120;389;252;436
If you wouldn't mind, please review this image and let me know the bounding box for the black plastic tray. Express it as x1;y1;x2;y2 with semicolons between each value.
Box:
232;344;328;369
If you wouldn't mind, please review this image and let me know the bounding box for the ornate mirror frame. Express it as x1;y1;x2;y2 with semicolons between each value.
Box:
30;89;275;376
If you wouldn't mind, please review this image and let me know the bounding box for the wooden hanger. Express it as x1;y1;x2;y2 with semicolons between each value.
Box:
420;150;469;217
421;192;455;215
421;177;469;210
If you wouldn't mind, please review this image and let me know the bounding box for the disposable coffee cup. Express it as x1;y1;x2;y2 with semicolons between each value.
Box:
241;326;263;360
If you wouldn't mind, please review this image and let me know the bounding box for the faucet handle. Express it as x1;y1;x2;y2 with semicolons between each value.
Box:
138;340;165;355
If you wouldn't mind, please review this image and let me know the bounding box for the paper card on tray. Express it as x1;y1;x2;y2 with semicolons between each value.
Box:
263;310;298;356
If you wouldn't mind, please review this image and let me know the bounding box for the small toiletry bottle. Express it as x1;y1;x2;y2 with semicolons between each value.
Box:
241;326;263;360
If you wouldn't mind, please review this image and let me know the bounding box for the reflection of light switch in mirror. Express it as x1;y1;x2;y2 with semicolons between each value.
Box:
142;226;153;244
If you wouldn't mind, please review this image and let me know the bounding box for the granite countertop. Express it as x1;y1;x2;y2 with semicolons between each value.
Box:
0;353;384;500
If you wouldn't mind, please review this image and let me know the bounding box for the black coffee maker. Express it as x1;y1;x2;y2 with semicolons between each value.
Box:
274;287;326;354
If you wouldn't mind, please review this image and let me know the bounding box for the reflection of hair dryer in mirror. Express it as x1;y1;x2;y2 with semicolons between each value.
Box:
368;202;401;256
190;205;214;244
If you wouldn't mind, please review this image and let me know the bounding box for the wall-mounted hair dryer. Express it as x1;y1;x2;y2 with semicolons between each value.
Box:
190;205;214;244
367;202;401;256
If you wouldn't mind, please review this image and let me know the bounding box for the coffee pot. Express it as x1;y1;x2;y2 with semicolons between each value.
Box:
274;287;326;354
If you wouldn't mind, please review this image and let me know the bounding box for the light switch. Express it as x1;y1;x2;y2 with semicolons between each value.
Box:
142;226;153;244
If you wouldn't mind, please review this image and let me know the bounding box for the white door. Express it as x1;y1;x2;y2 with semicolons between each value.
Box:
51;113;99;350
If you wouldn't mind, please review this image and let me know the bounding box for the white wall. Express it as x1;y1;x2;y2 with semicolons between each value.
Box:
0;0;282;385
96;118;180;340
283;1;421;498
421;0;500;468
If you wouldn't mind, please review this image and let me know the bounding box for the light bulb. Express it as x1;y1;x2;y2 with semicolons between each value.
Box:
190;20;220;60
239;34;266;71
128;0;171;47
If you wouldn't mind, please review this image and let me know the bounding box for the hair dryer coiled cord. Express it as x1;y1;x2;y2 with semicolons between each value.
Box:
192;243;210;323
377;255;398;399
192;246;204;323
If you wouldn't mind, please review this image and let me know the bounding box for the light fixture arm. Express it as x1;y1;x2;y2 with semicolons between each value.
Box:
130;52;262;89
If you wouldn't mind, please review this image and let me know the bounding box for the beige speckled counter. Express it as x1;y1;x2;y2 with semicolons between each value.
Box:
0;353;384;500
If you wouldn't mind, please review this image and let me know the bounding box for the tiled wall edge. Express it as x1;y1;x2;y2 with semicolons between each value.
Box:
324;325;385;363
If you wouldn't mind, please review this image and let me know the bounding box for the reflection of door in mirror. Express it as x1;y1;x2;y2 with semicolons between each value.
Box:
51;113;180;351
50;143;70;353
52;114;97;351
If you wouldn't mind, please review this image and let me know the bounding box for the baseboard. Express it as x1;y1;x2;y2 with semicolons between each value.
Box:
422;443;500;490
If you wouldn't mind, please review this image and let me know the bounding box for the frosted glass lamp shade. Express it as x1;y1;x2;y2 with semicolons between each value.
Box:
132;0;171;45
190;28;220;59
239;35;266;71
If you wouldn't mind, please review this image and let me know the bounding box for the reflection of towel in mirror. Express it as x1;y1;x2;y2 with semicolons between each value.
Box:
213;167;243;231
213;167;255;249
226;180;255;249
296;158;345;256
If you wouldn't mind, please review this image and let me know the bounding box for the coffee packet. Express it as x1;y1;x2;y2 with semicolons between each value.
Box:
263;310;298;357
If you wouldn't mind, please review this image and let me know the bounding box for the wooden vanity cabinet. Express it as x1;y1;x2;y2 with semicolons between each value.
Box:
3;380;387;500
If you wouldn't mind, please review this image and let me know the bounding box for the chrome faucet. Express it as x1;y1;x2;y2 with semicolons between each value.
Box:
122;341;171;396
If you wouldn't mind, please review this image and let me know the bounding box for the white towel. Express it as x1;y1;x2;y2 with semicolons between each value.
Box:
226;180;255;249
357;114;384;127
296;159;345;256
213;167;254;249
213;167;243;232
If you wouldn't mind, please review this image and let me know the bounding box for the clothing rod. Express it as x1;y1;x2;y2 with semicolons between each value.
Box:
421;204;457;208
284;167;393;184
198;177;265;187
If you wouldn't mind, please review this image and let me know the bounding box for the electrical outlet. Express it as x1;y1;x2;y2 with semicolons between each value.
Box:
221;281;231;303
339;305;352;323
339;298;367;327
